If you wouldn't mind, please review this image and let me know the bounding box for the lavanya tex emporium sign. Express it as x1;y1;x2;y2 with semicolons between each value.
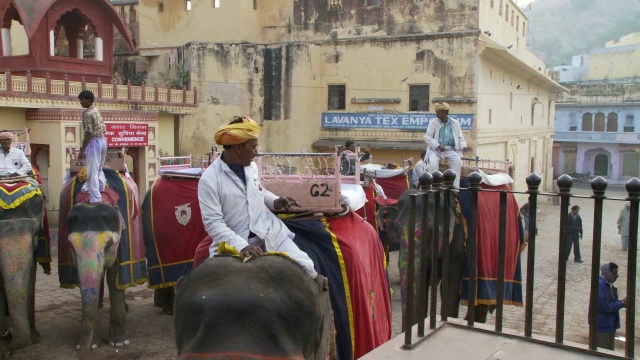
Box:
321;113;474;130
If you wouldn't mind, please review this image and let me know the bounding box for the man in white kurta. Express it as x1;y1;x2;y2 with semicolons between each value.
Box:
0;131;33;177
198;116;317;278
423;102;469;188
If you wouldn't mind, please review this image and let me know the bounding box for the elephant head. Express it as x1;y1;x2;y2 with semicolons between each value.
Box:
174;255;334;359
67;202;126;357
0;194;43;354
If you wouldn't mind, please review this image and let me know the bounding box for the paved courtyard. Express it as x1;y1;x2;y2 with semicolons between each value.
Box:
9;183;640;359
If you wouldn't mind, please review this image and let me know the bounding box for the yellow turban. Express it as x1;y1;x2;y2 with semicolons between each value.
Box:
0;131;14;140
214;117;261;146
434;102;450;111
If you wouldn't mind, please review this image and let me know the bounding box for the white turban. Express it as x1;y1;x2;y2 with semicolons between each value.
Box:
434;102;450;111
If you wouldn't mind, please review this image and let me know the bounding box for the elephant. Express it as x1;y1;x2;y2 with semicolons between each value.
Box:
174;255;334;360
66;202;128;357
0;193;44;356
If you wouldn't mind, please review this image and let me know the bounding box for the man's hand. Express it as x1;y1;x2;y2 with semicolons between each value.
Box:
437;145;446;152
77;151;86;160
241;244;263;258
274;197;300;211
462;147;472;152
621;297;627;306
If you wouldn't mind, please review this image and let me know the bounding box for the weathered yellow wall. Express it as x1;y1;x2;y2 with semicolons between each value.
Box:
587;48;640;80
29;121;66;225
605;32;640;48
0;107;27;129
157;113;175;156
138;0;260;51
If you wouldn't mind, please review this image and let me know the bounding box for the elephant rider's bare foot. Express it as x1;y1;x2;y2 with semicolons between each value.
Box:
75;343;99;351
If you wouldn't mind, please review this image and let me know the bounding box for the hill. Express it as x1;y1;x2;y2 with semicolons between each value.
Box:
527;0;640;66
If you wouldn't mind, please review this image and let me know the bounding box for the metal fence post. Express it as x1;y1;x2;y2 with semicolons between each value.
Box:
466;172;482;326
417;173;433;338
588;177;607;350
441;169;456;322
555;174;573;343
524;173;541;337
403;193;418;349
625;178;640;358
430;171;443;330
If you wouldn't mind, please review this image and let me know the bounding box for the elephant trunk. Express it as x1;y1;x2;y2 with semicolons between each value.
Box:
77;265;104;357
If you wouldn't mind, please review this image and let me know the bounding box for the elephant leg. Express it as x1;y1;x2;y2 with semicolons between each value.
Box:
0;227;35;350
0;274;7;336
163;287;175;315
98;275;105;309
443;224;465;319
106;266;128;347
27;261;39;344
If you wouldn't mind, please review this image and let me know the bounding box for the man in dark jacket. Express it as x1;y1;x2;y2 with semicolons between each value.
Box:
596;262;626;350
566;205;583;263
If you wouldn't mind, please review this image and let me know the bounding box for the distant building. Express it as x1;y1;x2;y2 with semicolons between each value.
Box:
121;0;565;191
552;33;640;183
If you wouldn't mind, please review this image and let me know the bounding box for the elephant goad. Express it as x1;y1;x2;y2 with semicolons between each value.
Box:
175;255;334;360
0;181;44;355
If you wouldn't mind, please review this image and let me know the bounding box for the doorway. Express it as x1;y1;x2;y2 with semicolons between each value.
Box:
594;153;609;176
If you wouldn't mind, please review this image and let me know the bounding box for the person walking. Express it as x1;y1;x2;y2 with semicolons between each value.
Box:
595;262;626;350
566;205;583;263
617;203;630;251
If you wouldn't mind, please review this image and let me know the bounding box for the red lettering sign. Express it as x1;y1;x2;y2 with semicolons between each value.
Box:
104;123;149;148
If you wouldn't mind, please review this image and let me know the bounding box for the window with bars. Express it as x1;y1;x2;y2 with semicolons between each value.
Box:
409;85;429;111
157;1;164;12
328;85;346;110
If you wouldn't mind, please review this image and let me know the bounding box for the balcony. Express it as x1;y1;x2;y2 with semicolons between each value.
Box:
0;70;198;114
555;130;640;144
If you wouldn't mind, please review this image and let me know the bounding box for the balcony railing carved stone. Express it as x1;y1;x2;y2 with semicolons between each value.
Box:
0;70;197;108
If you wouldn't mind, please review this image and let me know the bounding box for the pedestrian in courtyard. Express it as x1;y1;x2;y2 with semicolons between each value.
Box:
78;90;107;203
617;203;630;251
566;205;583;263
595;261;626;350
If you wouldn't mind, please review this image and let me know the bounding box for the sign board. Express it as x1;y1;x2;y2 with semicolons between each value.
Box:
321;112;474;131
105;123;149;148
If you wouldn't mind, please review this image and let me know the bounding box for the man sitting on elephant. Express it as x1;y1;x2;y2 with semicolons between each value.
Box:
198;116;319;280
0;131;37;186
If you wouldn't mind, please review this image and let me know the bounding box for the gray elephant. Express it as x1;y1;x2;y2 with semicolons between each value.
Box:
175;255;334;359
66;202;128;357
0;193;43;356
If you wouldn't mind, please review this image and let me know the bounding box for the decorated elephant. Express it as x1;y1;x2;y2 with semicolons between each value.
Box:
175;254;334;359
0;182;45;355
57;168;147;356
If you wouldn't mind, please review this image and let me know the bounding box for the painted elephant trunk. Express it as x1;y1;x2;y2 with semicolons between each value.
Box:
77;263;105;356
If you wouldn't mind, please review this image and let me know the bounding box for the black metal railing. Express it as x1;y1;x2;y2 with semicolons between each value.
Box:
400;171;639;359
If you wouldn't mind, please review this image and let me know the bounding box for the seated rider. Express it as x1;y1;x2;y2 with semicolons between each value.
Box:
423;102;470;188
340;141;370;175
410;149;428;189
0;130;37;186
198;116;323;284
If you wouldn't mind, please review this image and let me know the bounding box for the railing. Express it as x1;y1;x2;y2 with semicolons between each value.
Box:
401;171;639;358
555;130;640;143
0;70;198;107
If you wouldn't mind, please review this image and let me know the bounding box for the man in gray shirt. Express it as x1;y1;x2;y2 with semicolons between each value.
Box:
617;203;630;251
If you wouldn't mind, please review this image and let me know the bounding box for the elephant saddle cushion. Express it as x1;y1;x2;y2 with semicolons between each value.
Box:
74;187;120;206
0;181;42;210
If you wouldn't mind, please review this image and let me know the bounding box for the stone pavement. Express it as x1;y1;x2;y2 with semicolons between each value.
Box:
8;183;640;359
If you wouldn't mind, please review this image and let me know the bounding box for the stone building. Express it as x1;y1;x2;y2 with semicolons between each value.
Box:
552;33;640;183
125;0;564;191
0;0;197;225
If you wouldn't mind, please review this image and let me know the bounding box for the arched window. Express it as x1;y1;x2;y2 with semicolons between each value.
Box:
594;112;605;132
52;9;102;61
606;112;618;132
581;112;593;131
1;5;29;56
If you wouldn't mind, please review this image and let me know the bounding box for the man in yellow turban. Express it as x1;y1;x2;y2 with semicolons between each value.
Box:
423;102;470;188
198;116;319;280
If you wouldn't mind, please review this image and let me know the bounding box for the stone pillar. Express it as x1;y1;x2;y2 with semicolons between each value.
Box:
95;37;103;61
49;30;55;56
76;39;84;59
1;28;12;56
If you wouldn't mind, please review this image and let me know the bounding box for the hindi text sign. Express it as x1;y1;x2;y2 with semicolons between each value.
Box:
105;123;149;148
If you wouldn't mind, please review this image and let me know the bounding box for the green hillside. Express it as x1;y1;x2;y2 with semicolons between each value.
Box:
527;0;640;66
